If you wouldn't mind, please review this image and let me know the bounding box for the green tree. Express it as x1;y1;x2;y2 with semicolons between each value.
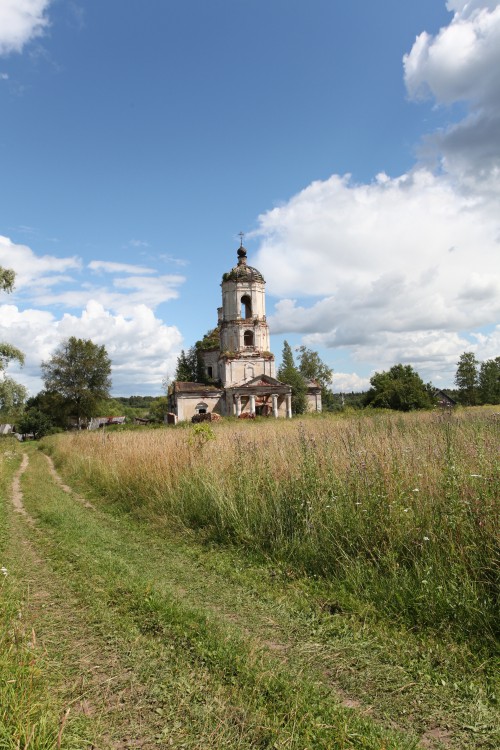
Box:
175;330;220;385
0;376;27;416
175;348;198;382
278;341;307;414
0;266;15;293
455;352;479;405
148;396;170;423
0;268;27;417
364;364;435;411
297;345;334;410
17;408;54;440
26;390;70;428
41;337;112;427
479;357;500;405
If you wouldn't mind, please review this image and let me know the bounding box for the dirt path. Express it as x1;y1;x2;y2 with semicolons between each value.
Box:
5;452;168;749
10;452;34;525
44;453;96;509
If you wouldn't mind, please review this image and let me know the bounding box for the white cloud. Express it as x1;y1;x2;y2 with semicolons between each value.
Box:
0;301;183;396
404;2;500;184
254;1;500;387
332;372;371;393
0;0;52;56
0;235;81;291
405;3;500;106
89;260;155;275
0;236;186;394
0;236;186;313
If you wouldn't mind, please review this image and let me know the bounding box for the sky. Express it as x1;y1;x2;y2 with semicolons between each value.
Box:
1;0;499;396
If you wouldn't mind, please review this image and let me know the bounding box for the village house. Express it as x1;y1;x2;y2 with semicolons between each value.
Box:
169;242;322;421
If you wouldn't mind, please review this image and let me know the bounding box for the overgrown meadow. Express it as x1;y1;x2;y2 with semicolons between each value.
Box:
44;408;499;650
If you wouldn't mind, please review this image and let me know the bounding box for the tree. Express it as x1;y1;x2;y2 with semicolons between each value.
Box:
0;376;27;415
175;348;198;382
175;329;220;385
41;337;112;427
364;364;435;411
26;390;70;428
0;266;15;293
148;396;170;423
455;352;479;405
278;341;307;414
0;268;27;417
17;408;54;440
479;357;500;405
296;345;335;410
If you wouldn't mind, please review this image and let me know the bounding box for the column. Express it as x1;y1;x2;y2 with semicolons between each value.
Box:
235;394;241;417
285;393;292;419
249;394;256;415
272;393;278;419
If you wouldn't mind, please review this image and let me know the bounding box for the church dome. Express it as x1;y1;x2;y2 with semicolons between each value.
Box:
222;244;265;283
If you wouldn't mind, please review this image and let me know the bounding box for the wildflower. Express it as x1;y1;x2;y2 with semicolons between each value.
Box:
412;488;420;492
1;566;7;576
403;508;410;513
423;536;430;542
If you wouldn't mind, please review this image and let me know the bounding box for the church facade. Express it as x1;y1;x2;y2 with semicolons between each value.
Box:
169;243;321;421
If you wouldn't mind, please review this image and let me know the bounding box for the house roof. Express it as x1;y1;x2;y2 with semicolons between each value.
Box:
173;381;221;393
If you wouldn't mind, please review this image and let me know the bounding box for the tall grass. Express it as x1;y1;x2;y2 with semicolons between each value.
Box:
44;409;499;647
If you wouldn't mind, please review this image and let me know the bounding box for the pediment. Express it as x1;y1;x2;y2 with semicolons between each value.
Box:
243;374;284;387
227;374;291;395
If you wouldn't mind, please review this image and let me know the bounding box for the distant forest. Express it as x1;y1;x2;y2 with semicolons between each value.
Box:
114;396;160;408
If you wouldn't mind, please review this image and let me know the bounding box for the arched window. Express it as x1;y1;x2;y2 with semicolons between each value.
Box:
195;402;208;414
241;295;252;319
207;366;213;379
244;330;254;347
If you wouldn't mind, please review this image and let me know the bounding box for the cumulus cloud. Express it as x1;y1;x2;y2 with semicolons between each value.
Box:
0;236;186;394
404;2;500;183
0;0;52;56
0;235;81;291
254;1;500;387
332;372;371;393
0;301;183;395
0;236;185;313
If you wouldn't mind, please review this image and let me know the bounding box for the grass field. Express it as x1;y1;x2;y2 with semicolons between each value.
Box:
1;407;498;748
43;407;499;650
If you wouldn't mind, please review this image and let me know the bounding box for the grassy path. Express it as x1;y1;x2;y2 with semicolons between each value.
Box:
1;441;498;749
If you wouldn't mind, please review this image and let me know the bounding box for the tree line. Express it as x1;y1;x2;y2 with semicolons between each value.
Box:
455;352;500;406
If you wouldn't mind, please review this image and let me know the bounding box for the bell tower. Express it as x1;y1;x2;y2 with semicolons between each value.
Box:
217;241;276;386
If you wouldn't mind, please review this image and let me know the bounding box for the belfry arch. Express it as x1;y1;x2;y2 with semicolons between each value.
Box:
243;329;254;347
241;294;252;319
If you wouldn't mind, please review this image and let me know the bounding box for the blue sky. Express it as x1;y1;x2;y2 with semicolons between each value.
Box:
1;0;499;396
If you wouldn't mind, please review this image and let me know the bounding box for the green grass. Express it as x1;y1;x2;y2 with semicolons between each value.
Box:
43;408;500;650
0;441;61;750
8;441;499;748
17;446;416;749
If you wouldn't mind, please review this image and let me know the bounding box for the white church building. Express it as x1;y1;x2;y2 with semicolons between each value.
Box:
168;242;321;421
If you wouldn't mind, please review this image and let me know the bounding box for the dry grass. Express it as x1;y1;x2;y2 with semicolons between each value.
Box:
43;407;499;646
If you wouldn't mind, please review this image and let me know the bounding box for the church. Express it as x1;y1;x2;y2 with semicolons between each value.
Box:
168;242;322;421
